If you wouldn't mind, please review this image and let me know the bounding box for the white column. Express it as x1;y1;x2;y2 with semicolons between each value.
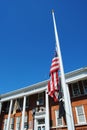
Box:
66;84;75;129
45;89;50;130
0;102;2;114
7;99;13;130
21;96;26;130
34;117;37;130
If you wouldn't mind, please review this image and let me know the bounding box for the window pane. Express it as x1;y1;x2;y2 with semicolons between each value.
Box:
42;126;45;130
79;115;85;122
16;117;21;130
38;126;41;130
24;115;27;122
38;93;44;105
72;83;80;96
77;106;83;115
24;115;28;128
10;118;14;130
83;80;87;94
57;119;62;126
55;110;63;126
76;106;86;123
26;96;29;108
38;119;45;125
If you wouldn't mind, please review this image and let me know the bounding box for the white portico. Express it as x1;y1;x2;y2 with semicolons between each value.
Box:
0;80;50;130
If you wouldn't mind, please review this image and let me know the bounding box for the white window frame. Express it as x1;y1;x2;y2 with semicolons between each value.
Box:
37;119;45;130
82;80;87;94
16;116;21;130
75;105;86;124
10;118;14;130
55;110;63;127
3;118;7;130
72;82;81;97
35;114;45;130
24;115;28;129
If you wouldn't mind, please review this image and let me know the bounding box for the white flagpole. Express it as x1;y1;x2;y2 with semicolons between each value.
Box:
52;10;75;130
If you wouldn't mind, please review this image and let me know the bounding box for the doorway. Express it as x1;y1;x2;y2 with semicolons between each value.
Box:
37;118;45;130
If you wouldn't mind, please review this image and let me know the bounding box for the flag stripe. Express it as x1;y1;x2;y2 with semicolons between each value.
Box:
48;53;60;102
50;57;59;74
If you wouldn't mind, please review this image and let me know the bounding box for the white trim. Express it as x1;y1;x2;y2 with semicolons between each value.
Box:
1;87;46;102
65;67;87;84
66;75;87;84
51;123;87;129
0;80;48;98
35;113;45;120
51;125;67;129
34;113;46;130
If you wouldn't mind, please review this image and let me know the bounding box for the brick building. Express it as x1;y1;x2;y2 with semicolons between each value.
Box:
0;67;87;130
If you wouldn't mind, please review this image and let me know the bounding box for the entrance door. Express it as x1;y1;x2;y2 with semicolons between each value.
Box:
37;125;45;130
37;118;45;130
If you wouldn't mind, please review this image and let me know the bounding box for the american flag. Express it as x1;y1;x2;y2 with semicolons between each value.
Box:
48;53;60;102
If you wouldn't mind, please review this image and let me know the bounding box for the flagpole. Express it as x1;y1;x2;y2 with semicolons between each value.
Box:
52;10;75;130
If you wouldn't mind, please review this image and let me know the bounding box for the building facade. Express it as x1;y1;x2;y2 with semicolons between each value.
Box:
0;67;87;130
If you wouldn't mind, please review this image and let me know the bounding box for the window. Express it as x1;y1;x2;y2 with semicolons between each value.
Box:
72;83;81;96
26;96;29;109
24;115;28;129
3;118;7;130
38;119;45;125
82;80;87;94
18;98;23;110
5;101;10;113
38;93;44;105
16;117;21;130
10;118;14;130
75;105;86;124
55;110;63;126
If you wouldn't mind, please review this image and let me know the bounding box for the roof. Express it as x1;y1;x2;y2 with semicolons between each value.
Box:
0;67;87;101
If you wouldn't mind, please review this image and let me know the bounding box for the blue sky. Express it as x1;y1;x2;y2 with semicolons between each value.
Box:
0;0;87;94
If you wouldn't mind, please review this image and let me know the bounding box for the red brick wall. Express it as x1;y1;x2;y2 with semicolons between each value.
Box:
0;90;87;130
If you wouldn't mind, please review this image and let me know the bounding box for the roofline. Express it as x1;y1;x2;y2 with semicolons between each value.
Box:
0;80;48;99
0;66;87;98
65;67;87;78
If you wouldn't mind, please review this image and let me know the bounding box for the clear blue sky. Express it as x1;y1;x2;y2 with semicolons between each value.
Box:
0;0;87;94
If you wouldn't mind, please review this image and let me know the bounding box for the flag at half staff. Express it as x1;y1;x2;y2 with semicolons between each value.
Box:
48;52;60;102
